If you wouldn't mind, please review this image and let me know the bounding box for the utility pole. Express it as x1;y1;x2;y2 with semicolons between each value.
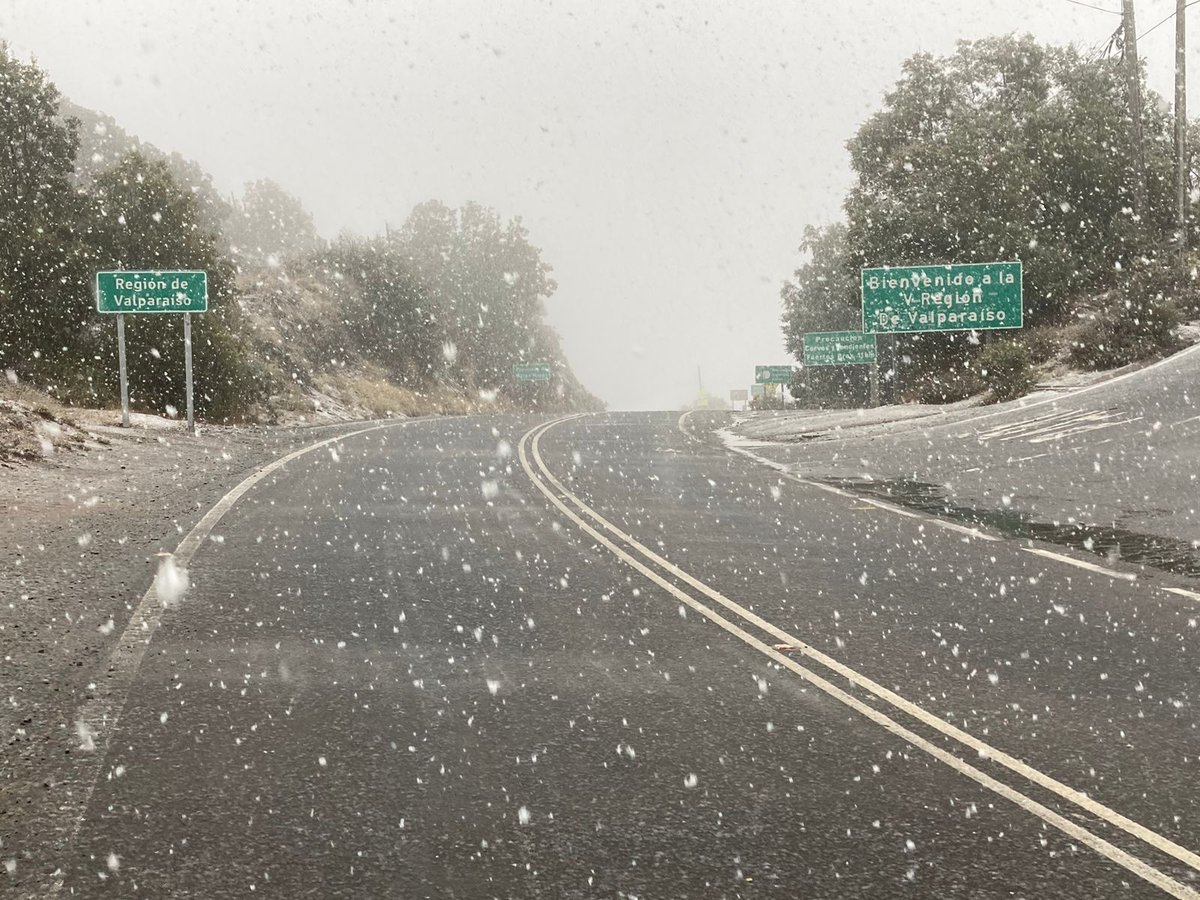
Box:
1177;0;1188;265
1123;0;1148;220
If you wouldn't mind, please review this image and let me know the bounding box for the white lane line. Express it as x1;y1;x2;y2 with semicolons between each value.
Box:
710;425;999;543
521;418;1200;898
1011;413;1113;442
979;408;1096;441
1008;452;1052;463
1164;587;1200;602
1022;546;1138;582
677;409;695;438
539;416;1200;875
49;418;417;895
1025;418;1141;445
857;496;921;519
699;413;1195;609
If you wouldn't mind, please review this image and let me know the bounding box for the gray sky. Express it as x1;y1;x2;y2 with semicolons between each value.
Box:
1;0;1190;409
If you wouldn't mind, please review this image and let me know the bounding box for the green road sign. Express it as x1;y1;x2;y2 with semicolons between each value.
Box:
750;384;766;399
513;362;551;382
754;365;793;384
861;261;1021;334
802;331;877;367
96;271;208;314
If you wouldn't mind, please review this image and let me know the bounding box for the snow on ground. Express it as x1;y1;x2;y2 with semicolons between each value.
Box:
0;400;95;463
71;408;191;432
734;326;1200;446
731;401;967;443
1177;319;1200;345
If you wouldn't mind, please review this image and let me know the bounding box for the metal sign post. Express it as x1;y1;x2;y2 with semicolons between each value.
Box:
95;270;207;433
183;312;194;434
116;313;130;427
754;365;793;410
801;331;880;408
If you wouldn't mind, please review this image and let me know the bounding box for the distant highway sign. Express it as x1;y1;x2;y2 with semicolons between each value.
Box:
754;365;793;384
513;362;551;382
803;331;877;367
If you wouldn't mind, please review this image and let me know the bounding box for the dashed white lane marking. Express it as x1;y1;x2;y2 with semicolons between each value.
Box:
1021;546;1139;582
48;418;415;895
524;415;1200;898
1008;452;1052;463
1164;586;1200;602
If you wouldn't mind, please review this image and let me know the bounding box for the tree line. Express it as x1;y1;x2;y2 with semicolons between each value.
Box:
0;44;594;420
781;35;1199;407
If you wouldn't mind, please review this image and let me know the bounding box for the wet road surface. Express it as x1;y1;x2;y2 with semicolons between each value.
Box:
20;412;1200;897
727;343;1200;581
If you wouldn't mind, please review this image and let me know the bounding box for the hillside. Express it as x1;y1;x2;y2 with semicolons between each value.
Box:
236;262;600;423
0;46;600;443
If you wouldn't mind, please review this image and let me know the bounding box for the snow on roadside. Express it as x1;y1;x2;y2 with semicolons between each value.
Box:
0;400;90;463
731;402;960;443
70;408;190;432
732;323;1200;446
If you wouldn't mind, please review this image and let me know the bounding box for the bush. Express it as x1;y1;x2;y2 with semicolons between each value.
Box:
978;341;1035;403
1020;324;1064;364
1069;265;1182;370
912;365;980;404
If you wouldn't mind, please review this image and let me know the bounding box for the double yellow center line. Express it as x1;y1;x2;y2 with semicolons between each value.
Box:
520;414;1200;899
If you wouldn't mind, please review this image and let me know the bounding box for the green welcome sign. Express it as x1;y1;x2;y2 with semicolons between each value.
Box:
861;262;1021;334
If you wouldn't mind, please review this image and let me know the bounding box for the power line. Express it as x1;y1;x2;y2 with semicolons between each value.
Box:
1140;0;1200;39
1064;0;1121;13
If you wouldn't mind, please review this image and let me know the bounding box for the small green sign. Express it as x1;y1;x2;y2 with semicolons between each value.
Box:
803;331;877;367
513;362;551;382
754;365;793;384
861;261;1021;334
96;271;208;314
750;384;766;399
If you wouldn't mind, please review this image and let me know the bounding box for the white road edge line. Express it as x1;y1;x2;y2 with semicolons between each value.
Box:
529;414;1200;893
688;412;1197;609
685;411;999;544
1022;546;1138;582
48;418;414;896
1164;587;1200;602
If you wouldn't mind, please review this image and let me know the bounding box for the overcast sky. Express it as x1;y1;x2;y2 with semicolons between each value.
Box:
1;0;1191;409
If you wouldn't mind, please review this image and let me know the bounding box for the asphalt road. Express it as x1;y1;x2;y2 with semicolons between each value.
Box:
9;409;1200;898
733;343;1200;551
